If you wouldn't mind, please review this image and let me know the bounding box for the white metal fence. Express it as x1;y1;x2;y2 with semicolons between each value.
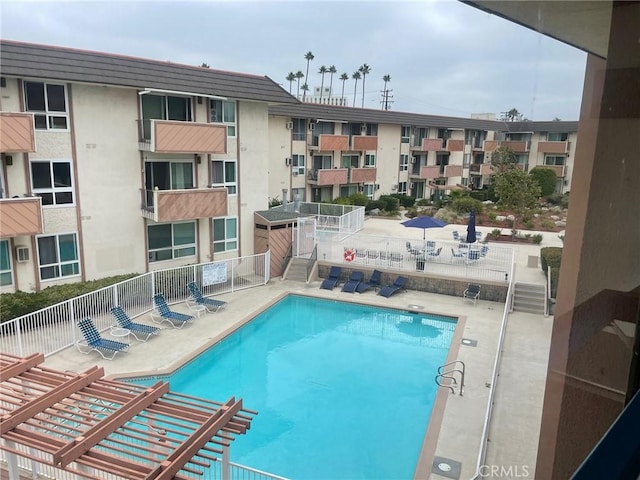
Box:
271;202;365;235
0;253;270;358
317;233;514;283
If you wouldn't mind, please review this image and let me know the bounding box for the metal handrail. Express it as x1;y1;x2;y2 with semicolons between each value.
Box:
435;360;465;396
306;244;317;281
281;243;293;275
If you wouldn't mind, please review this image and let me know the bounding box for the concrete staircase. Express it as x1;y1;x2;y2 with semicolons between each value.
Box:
513;283;547;314
283;258;309;283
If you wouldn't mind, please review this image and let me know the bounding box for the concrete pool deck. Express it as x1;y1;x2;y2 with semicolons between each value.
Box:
43;217;556;480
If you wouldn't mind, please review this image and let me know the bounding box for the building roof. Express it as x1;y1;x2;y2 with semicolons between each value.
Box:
0;39;299;105
269;103;579;133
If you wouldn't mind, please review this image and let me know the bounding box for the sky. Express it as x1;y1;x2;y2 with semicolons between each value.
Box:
1;0;588;121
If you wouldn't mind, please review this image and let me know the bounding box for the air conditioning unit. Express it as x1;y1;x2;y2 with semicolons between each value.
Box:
360;124;367;133
411;157;417;164
391;184;398;191
285;121;293;130
285;157;292;166
409;182;416;189
358;185;364;192
16;246;29;263
293;171;299;176
375;184;380;190
308;123;316;131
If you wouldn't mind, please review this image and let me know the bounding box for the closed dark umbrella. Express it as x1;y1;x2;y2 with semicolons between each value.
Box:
401;215;448;240
467;210;477;243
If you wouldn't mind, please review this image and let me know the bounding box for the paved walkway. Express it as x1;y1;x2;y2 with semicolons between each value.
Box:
43;216;557;480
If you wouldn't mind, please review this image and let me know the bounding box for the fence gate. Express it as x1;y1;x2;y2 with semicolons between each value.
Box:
293;217;316;257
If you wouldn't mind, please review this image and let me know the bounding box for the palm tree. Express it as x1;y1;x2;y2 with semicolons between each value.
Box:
358;64;371;108
328;65;337;102
303;51;314;100
382;74;391;92
301;83;310;100
382;74;391;110
352;71;361;107
318;65;328;102
339;73;349;106
295;71;304;98
286;72;296;94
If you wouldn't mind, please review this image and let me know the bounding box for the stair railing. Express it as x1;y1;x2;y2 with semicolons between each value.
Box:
435;360;465;396
306;244;317;281
281;243;293;276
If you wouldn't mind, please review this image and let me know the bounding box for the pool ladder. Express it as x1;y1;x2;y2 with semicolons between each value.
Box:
435;360;465;396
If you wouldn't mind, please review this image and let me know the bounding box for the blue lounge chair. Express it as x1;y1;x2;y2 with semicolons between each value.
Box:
151;293;194;328
341;271;364;293
464;283;481;304
187;281;227;313
378;276;408;298
110;306;160;342
76;318;129;360
355;269;382;293
320;266;342;290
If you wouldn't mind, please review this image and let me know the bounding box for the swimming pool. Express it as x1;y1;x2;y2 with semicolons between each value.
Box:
133;295;457;479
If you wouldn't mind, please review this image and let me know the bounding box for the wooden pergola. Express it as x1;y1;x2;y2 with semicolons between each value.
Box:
0;353;256;480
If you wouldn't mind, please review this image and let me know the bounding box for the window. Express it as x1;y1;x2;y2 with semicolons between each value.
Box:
463;153;471;167
545;155;566;166
506;132;532;142
339;185;358;197
400;154;409;171
547;132;568;141
461;177;469;187
31;160;74;206
148;222;196;262
210;100;237;137
212;159;237;195
401;126;411;143
398;182;407;194
313;155;333;170
212;217;238;253
24;81;68;130
141;94;192;139
341;155;359;168
292;118;306;141
0;240;12;286
341;123;362;137
413;127;428;147
145;161;194;190
465;129;486;147
363;184;374;199
292;155;305;175
363;123;378;136
364;154;376;167
37;233;80;280
292;188;305;202
516;154;529;165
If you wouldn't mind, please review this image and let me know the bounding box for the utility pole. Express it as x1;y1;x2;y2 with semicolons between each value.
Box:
380;89;394;110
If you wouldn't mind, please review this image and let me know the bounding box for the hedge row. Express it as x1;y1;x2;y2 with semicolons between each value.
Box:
540;247;563;299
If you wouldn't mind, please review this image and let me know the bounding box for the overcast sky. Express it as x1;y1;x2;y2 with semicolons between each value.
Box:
1;0;587;121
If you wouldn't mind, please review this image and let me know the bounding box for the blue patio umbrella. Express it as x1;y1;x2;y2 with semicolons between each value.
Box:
466;210;477;243
401;215;448;240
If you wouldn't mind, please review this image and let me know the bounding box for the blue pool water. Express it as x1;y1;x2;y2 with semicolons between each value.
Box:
134;295;456;479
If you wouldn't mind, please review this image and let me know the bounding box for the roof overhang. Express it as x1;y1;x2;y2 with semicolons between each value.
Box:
139;87;227;100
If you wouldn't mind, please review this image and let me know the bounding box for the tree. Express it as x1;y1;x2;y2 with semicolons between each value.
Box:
301;83;309;98
382;74;391;91
303;51;314;101
552;117;562;122
286;72;296;94
493;168;541;235
351;71;361;107
295;71;304;98
358;64;371;108
339;73;349;105
529;167;558;196
500;108;524;122
318;65;327;102
490;145;517;173
200;62;210;68
328;65;337;100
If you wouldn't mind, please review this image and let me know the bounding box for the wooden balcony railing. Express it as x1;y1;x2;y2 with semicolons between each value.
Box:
139;120;227;154
140;187;228;223
0;197;43;238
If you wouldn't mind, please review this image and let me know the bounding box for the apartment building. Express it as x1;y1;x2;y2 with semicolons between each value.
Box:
0;40;298;293
268;103;578;203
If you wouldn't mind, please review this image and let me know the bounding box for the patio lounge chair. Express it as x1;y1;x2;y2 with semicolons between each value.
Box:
187;281;227;313
151;293;194;328
76;318;129;360
378;276;408;298
342;271;364;293
463;284;481;304
111;306;160;342
320;266;342;290
355;269;382;293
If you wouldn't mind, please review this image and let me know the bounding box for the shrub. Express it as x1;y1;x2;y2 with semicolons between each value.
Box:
415;198;430;206
532;234;543;244
378;195;400;212
333;196;352;205
405;207;418;218
469;190;489;202
540;247;563;273
488;212;497;221
268;196;283;208
541;219;556;231
529;167;558;197
366;200;385;211
389;194;415;209
549;267;560;298
547;192;570;208
451;196;484;215
523;219;535;230
348;192;369;206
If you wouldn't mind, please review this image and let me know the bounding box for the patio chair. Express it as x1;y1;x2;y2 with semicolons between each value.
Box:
452;231;460;241
366;250;379;264
378;251;391;266
355;269;382;293
463;283;481;304
76;318;129;360
480;245;489;257
451;248;466;262
187;281;227;313
341;271;364;293
110;306;160;342
466;249;481;264
151;293;195;328
355;249;367;263
426;247;442;259
320;266;342;290
378;276;408;298
390;252;403;268
425;241;436;253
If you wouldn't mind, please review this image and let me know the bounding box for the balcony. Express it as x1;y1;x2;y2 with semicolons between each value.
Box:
307;168;348;186
141;188;228;223
352;136;378;151
538;164;566;177
419;166;441;180
538;141;570;154
443;165;463;177
139;120;227;154
350;167;377;183
0;113;36;153
410;138;444;152
0;197;43;238
446;139;464;152
483;140;499;152
317;135;349;151
502;140;530;152
469;163;493;176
